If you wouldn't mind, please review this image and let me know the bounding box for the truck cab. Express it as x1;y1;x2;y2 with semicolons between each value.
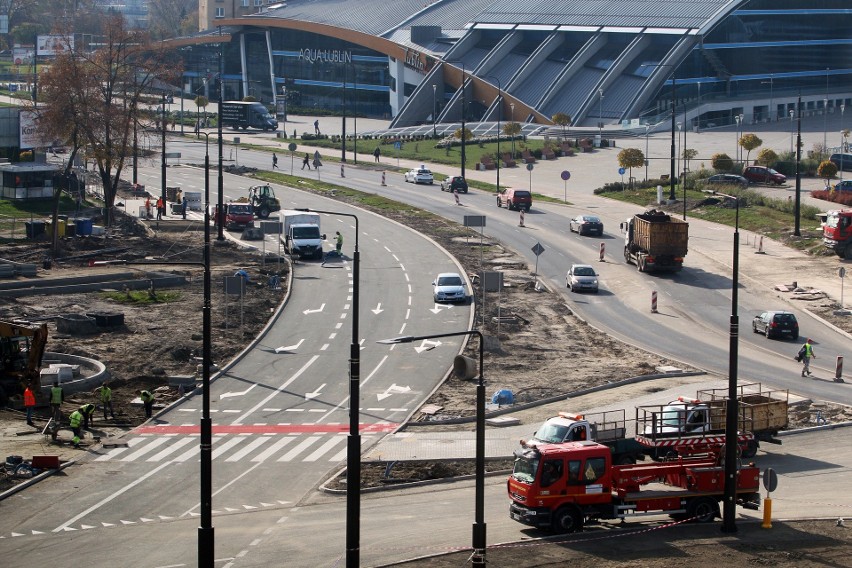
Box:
215;203;255;231
823;209;852;258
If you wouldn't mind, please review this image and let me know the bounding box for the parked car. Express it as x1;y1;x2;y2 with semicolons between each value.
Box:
440;176;468;193
566;264;599;293
829;153;852;172
497;188;532;211
432;272;467;303
752;310;799;340
833;180;852;192
705;174;749;188
405;166;434;185
743;165;786;185
569;215;604;236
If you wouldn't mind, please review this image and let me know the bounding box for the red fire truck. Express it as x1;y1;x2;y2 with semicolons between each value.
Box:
508;441;760;533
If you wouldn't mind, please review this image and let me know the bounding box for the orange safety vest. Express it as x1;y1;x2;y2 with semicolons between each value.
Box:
24;388;36;407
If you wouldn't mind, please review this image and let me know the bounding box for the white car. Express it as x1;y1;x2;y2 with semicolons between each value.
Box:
432;272;467;303
405;166;434;185
566;264;599;293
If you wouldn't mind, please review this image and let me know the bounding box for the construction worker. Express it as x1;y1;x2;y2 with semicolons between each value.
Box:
50;380;64;425
139;390;154;418
23;382;36;426
335;231;343;254
79;403;96;429
99;382;115;420
69;409;83;447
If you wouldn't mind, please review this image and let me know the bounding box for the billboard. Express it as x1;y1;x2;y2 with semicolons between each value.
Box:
19;110;51;150
13;46;34;65
37;35;74;56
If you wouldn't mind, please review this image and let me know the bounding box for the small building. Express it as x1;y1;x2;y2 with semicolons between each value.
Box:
0;162;60;200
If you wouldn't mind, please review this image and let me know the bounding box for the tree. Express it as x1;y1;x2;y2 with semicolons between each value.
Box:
194;95;208;129
454;127;473;144
552;112;571;138
35;16;180;228
617;148;645;182
711;153;734;172
756;148;779;167
738;133;763;164
682;148;698;173
817;160;838;184
503;122;521;138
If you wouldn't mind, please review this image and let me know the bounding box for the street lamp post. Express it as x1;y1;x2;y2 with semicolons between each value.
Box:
161;93;167;213
789;109;795;155
676;122;682;181
298;208;360;567
488;76;502;192
510;103;515;159
734;114;742;163
715;189;741;535
795;96;802;236
341;65;347;163
378;330;486;566
217;27;224;241
598;88;604;138
644;124;650;181
669;77;676;200
461;64;467;180
841;104;846;181
823;97;829;156
432;84;437;138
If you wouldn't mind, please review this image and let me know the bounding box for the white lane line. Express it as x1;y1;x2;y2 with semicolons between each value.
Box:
329;332;337;339
335;322;343;329
226;436;272;462
147;437;195;462
232;355;319;425
277;436;321;462
284;408;304;412
251;436;297;462
303;436;346;462
212;436;247;459
121;437;170;461
320;344;330;351
53;460;173;532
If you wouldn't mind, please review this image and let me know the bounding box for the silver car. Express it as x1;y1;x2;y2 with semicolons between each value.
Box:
432;272;467;303
404;166;434;185
566;264;599;293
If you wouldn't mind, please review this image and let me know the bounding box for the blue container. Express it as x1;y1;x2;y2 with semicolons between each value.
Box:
75;218;93;236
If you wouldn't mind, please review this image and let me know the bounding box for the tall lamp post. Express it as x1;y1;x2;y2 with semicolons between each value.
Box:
487;76;502;192
378;330;486;567
841;104;846;181
794;96;802;236
598;88;604;138
432;84;437;138
716;189;741;535
217;27;225;241
341;65;347;163
670;77;677;201
644;124;650;181
789;109;795;155
823;97;829;156
460;63;467;180
734;114;742;162
160;93;167;212
510;103;515;159
298;208;360;567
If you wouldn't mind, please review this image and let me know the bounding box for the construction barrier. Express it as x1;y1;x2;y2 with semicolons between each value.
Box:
836;356;844;383
381;171;386;186
599;242;605;262
651;290;658;313
340;164;345;178
454;190;460;206
757;236;764;254
519;210;525;227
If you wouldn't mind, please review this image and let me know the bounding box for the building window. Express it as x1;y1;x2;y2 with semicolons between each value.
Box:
241;0;249;5
254;0;262;5
215;7;224;17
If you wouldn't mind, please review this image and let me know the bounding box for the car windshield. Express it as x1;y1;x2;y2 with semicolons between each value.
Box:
418;169;431;175
514;191;531;198
534;423;569;444
659;407;685;428
774;314;796;324
573;267;595;277
230;206;251;214
292;226;320;238
583;216;601;223
512;456;539;483
437;275;462;286
767;168;780;175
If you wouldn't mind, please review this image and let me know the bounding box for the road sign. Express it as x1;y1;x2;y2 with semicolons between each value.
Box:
840;267;847;278
531;242;545;256
463;215;486;227
763;468;778;492
394;141;402;150
560;170;571;181
165;152;182;159
526;163;534;172
483;271;503;292
261;221;283;234
618;167;626;175
288;142;297;152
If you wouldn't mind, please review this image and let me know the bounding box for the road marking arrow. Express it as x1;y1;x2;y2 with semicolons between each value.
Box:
275;339;304;353
372;302;384;315
414;339;441;354
377;383;412;401
303;303;326;315
220;384;257;399
430;303;453;314
305;383;326;400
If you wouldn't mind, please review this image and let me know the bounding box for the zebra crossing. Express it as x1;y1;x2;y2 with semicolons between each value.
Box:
93;432;375;465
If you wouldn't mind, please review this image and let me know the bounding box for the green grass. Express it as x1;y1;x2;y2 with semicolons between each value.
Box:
101;290;182;305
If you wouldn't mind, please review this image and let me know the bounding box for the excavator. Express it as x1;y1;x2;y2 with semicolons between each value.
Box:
0;319;49;407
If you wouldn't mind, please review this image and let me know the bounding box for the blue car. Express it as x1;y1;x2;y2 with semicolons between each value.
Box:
833;180;852;192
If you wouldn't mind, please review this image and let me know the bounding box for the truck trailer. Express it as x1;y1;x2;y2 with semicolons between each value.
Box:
220;101;278;131
622;209;688;272
508;441;760;533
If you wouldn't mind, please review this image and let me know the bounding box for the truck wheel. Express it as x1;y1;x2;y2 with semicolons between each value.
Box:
844;243;852;260
259;207;270;219
624;247;632;265
686;497;719;523
552;505;583;533
741;439;759;458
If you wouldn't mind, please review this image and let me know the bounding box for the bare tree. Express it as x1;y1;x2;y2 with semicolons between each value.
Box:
34;16;180;228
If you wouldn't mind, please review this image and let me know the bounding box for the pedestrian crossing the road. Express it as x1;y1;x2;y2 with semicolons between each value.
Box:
93;431;377;465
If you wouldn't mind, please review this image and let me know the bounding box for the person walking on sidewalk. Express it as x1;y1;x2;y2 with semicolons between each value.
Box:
272;152;279;169
799;338;815;377
302;153;311;170
99;382;116;420
24;382;36;426
373;146;381;162
314;119;320;135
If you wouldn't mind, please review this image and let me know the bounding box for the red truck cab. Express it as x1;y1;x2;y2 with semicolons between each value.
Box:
215;203;255;231
823;209;852;258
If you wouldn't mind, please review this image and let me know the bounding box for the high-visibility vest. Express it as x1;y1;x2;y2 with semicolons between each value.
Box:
80;404;95;417
24;388;36;407
69;411;82;428
50;386;63;405
100;386;112;402
140;391;153;402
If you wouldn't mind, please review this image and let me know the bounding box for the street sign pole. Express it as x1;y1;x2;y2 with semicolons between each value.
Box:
561;170;570;202
527;162;534;193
